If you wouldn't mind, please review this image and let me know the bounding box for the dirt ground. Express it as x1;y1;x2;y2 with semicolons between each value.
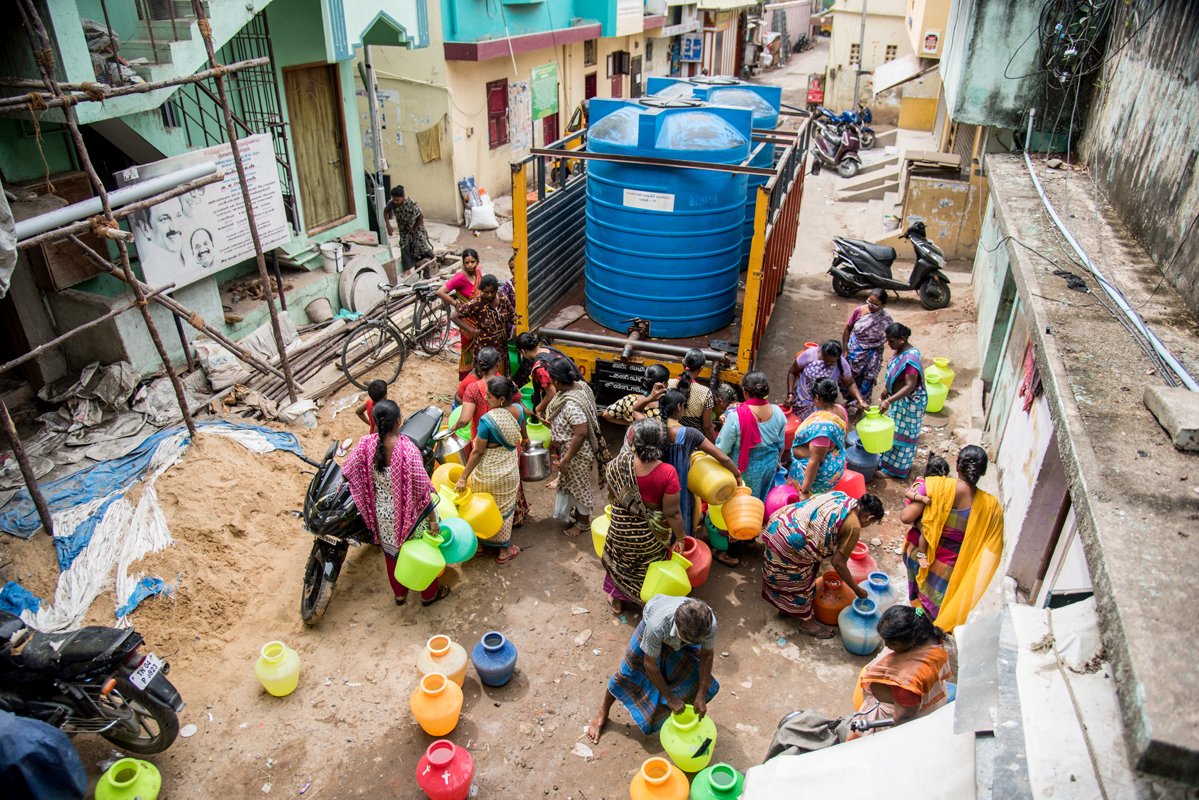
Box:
1;54;984;798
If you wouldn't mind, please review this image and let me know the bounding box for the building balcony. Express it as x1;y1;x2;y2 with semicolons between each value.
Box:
441;0;662;60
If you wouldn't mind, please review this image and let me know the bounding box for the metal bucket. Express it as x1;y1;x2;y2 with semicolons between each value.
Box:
432;429;468;465
519;445;551;482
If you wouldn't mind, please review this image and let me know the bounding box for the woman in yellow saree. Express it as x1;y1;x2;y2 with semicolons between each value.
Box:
899;445;1004;631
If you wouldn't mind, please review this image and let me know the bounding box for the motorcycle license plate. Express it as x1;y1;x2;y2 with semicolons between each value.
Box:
129;653;163;690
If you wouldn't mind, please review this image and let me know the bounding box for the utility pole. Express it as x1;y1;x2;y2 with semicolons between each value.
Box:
362;45;394;264
852;0;868;106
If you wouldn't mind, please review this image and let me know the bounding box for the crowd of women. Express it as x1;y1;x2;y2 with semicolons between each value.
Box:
342;253;1004;750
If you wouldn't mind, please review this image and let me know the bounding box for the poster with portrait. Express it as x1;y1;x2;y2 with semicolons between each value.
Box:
922;30;941;55
116;133;290;291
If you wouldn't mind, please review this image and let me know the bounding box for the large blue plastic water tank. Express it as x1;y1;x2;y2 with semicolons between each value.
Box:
645;78;782;267
585;97;752;338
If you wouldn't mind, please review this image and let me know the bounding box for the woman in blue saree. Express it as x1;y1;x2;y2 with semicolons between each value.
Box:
788;378;848;498
879;323;928;479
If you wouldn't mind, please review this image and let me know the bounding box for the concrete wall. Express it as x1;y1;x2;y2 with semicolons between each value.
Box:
441;0;623;41
940;0;1041;129
366;36;459;221
1079;0;1199;318
901;172;985;259
905;0;949;58
826;0;936;122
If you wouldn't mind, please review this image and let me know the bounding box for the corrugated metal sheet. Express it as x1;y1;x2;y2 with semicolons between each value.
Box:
526;177;587;326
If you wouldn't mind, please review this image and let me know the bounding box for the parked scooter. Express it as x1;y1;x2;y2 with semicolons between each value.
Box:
816;104;876;149
811;119;863;178
0;610;184;754
299;405;444;624
828;222;952;309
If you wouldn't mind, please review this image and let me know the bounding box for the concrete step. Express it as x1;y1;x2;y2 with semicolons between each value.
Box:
874;128;898;149
836;165;901;202
882;189;901;211
857;154;900;176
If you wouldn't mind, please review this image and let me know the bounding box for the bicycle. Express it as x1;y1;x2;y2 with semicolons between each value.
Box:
339;280;451;391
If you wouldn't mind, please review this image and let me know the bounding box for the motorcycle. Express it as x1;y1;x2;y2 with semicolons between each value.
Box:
0;610;184;754
828;221;952;310
299;405;444;624
811;118;863;178
816;104;876;149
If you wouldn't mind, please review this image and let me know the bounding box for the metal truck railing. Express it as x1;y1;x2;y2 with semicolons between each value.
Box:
510;116;811;394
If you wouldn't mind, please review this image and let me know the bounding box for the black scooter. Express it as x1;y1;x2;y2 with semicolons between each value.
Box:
0;610;185;754
827;222;951;310
299;405;443;624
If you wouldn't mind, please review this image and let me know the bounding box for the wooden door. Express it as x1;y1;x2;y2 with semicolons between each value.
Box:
541;112;559;145
284;64;352;233
610;75;623;98
584;72;597;99
629;55;643;98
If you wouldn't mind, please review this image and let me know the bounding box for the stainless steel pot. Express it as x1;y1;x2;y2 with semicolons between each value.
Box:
519;445;552;482
432;428;468;465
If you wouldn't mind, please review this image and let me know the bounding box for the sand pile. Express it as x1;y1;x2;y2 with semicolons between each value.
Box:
127;434;310;659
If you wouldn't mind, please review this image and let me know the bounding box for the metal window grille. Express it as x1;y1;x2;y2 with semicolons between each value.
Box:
849;43;860;65
173;11;299;230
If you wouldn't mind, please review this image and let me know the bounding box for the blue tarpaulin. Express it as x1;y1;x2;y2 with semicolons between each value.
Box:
0;581;42;616
115;576;174;618
0;421;305;541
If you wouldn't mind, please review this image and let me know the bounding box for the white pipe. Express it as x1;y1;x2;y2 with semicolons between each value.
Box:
1022;151;1198;391
15;160;220;241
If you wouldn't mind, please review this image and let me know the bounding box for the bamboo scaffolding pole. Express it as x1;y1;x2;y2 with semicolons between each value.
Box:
67;235;288;382
0;283;173;376
17;172;225;250
191;0;298;405
0;57;270;113
16;0;197;440
0;397;54;536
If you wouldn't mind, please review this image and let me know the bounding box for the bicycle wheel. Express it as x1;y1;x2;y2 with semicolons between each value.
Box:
340;321;406;391
416;297;452;356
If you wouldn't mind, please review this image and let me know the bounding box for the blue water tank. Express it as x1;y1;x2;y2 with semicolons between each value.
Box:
646;78;782;267
585;97;752;338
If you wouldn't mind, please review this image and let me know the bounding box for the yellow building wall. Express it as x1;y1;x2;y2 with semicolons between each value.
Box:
905;0;950;58
359;0;655;223
900;172;987;259
899;96;938;131
363;18;459;222
446;33;649;213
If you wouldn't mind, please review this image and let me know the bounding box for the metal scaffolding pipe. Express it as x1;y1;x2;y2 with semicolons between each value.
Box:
15;161;219;241
16;0;196;438
192;0;298;404
0;396;54;536
538;327;732;364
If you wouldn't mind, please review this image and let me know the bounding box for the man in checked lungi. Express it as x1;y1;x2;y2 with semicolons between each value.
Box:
586;596;719;743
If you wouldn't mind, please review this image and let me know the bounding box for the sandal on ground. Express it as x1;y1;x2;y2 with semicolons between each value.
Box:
796;622;836;640
496;545;521;565
563;520;588;538
421;584;452;607
714;552;740;568
394;596;406;607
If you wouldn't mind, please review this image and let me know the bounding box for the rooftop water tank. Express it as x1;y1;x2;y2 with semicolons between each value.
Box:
584;97;752;338
646;78;783;268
